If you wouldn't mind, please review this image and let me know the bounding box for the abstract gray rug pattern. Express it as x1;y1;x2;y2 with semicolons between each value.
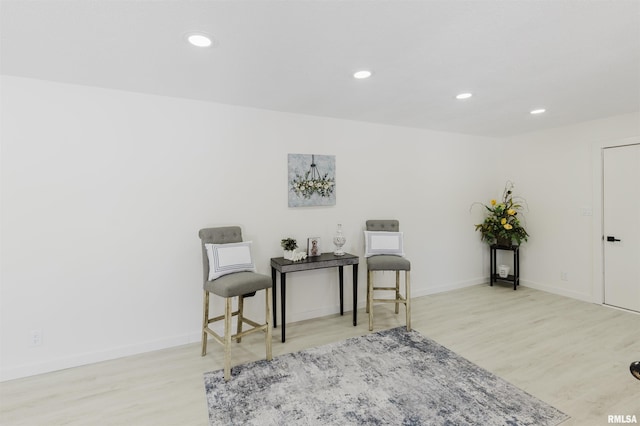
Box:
203;327;569;425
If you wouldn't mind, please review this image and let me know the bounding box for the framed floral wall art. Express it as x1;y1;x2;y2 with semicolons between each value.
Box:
288;153;336;207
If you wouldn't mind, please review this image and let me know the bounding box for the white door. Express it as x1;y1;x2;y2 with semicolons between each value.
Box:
603;144;640;312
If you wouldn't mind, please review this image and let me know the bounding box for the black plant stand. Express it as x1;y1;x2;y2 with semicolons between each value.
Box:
490;243;519;290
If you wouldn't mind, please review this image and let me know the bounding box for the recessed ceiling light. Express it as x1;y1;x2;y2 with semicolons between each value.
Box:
530;108;546;115
456;93;473;100
353;70;372;79
186;33;213;47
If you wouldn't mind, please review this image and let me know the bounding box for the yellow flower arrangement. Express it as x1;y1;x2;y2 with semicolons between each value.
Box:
473;181;529;246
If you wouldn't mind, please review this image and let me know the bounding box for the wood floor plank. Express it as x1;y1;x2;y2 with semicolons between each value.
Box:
1;285;639;425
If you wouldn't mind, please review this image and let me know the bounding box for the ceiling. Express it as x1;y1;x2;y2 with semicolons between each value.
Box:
1;0;639;138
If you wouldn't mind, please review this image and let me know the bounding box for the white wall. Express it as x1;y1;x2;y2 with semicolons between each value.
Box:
3;76;637;381
0;76;500;380
505;113;640;301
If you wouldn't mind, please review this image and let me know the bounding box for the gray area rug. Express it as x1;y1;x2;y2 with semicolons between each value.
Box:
203;327;569;425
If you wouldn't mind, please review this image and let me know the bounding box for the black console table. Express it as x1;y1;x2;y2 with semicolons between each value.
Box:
271;252;359;342
490;244;520;290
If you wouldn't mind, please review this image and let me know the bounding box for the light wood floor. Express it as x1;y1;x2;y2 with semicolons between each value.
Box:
1;284;639;426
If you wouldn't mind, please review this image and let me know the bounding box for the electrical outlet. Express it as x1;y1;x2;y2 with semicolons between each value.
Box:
560;272;568;281
30;329;43;347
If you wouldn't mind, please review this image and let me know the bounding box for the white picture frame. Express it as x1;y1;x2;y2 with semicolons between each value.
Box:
307;237;321;257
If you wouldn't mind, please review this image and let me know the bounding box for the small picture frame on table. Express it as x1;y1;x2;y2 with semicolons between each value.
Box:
307;237;321;257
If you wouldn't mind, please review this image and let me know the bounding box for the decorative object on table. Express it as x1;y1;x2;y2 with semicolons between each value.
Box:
289;251;307;262
280;238;298;260
203;327;569;425
473;181;529;246
307;237;321;256
631;361;640;380
498;264;510;278
288;153;336;207
332;223;346;256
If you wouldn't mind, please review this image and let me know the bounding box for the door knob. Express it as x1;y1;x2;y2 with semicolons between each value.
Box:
606;236;621;242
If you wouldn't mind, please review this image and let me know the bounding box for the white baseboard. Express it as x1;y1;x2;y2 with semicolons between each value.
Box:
281;304;346;324
1;277;590;382
417;278;486;298
519;279;594;303
0;334;194;382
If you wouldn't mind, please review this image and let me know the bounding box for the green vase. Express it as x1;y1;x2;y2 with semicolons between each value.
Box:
496;237;512;247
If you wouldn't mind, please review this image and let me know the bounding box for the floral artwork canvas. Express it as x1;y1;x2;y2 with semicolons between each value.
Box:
288;154;336;207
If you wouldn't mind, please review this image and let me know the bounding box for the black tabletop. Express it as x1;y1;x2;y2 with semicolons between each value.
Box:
271;252;359;272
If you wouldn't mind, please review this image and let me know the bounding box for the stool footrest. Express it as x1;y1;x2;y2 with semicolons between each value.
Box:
203;316;266;345
372;296;406;303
